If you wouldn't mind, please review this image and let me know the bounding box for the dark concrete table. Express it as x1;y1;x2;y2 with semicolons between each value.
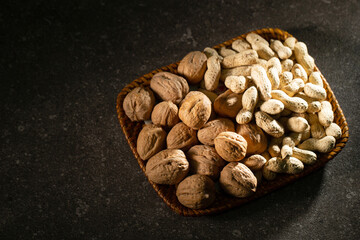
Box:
1;1;359;239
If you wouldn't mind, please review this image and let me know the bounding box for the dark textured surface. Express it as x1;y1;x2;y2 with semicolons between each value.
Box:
1;0;359;239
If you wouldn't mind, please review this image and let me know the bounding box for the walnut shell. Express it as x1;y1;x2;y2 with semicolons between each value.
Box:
179;91;212;130
137;124;167;160
150;72;189;104
187;145;226;180
145;149;189;185
123;87;155;121
214;90;243;118
151;101;179;128
177;51;207;84
236;123;268;155
167;122;198;151
197;118;235;146
219;162;257;198
214;132;247;162
176;174;216;209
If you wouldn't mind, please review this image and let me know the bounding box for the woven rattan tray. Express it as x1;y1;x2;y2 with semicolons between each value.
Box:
116;28;349;216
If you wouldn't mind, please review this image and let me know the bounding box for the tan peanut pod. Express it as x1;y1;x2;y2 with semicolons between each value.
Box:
222;50;258;68
236;86;258;124
219;46;237;57
251;65;272;101
137;124;167;160
266;57;282;73
204;55;221;91
219;162;257;198
232;39;252;52
271;90;308;113
224;75;248;94
294;42;315;75
236;122;268;155
151;101;180;128
146;149;189;185
214;132;247;162
256;59;268;69
150;72;189;104
198;89;218;103
308;113;326;139
287;116;309;133
214;90;243;118
266;157;304;174
281;144;293;159
291;63;308;83
301;125;311;142
267;67;280;89
304;83;327;100
291;112;309;121
167;122;198;151
198;118;235;146
287;132;303;146
178;51;207;84
268;137;283;157
220;65;252;81
284;37;296;50
255;111;285;137
260;99;284;115
246;33;270;46
279;71;293;89
242;154;267;171
318;101;334;127
325;123;342;139
203;47;222;59
282;78;305;97
294;92;321;113
281;59;294;72
292;147;317;165
262;162;277;181
246;33;275;60
309;72;323;87
270;39;292;59
298;136;336;153
282;136;296;148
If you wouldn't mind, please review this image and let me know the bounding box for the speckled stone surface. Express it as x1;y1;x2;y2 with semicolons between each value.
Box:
1;0;359;239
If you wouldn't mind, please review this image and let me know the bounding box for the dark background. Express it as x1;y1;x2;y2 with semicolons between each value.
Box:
1;0;360;239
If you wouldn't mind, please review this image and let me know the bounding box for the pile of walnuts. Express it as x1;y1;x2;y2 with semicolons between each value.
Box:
123;33;341;210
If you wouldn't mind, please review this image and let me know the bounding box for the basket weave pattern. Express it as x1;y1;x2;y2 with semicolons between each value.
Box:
116;28;349;216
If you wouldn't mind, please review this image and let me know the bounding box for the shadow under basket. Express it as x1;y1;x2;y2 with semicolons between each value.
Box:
116;28;349;216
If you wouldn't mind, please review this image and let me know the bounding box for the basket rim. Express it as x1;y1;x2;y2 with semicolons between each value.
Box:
116;27;349;217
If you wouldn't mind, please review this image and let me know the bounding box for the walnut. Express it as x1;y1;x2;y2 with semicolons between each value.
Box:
137;124;167;160
236;123;268;155
145;149;189;185
150;72;189;104
151;101;179;128
214;131;247;162
123;87;155;121
197;118;235;146
179;91;212;130
167;122;198;151
187;145;226;180
177;51;207;84
219;162;257;198
214;90;243;118
176;174;216;209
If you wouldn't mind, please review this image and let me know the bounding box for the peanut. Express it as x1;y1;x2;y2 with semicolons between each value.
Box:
232;39;252;52
219;46;237;57
267;57;282;73
318;101;334;127
266;157;304;174
271;90;308;113
251;65;272;100
224;75;248;94
284;37;296;50
292;147;317;165
286;116;309;133
291;63;308;83
260;99;284;115
304;83;327;100
236;86;258;124
204;47;222;59
255;111;285;137
279;71;293;89
298;136;336;153
222;49;258;68
294;42;315;75
308;113;326;139
204;55;221;91
220;65;252;81
309;72;323;87
325;123;342;139
270;39;292;59
267;67;280;90
268;136;283;157
295;92;321;113
281;59;294;72
247;33;276;60
282;78;305;97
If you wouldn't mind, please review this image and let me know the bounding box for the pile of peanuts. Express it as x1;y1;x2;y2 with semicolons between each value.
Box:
122;32;341;210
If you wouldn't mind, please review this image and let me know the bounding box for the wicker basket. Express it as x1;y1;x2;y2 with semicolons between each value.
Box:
116;28;349;216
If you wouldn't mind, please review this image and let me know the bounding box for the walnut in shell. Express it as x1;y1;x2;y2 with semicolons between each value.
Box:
167;122;198;151
197;118;235;146
151;101;179;128
150;72;189;104
236;123;268;155
219;162;257;198
213;90;243;118
177;51;207;84
179;91;212;130
214;131;248;162
176;174;216;209
145;149;189;185
187;145;226;180
137;124;167;160
123;87;155;121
